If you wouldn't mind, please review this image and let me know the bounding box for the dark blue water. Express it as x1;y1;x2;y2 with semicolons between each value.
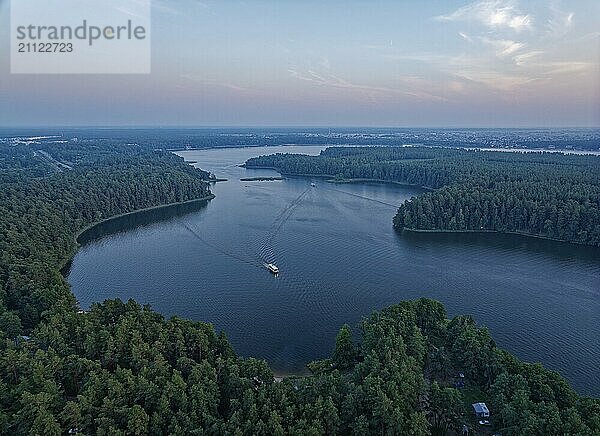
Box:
67;145;600;396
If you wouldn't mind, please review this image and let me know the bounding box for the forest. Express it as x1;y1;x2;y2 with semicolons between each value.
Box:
0;142;599;435
245;147;600;246
0;143;212;331
3;297;599;435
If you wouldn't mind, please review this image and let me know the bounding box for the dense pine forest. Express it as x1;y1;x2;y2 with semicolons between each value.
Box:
0;143;212;332
4;297;600;435
1;142;599;435
246;147;600;246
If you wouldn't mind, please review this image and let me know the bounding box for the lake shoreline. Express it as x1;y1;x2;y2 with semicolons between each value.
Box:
59;194;216;274
243;165;433;190
246;164;597;248
324;177;434;190
240;176;285;181
400;227;599;248
75;194;216;244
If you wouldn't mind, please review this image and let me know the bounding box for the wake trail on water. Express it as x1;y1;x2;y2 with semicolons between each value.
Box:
180;184;312;271
181;182;395;271
180;221;263;269
319;185;401;208
257;187;311;263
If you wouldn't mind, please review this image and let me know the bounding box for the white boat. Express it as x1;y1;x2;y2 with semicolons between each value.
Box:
311;182;316;187
265;263;279;274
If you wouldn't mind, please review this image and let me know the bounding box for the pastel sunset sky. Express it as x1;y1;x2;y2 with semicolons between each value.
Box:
1;0;598;126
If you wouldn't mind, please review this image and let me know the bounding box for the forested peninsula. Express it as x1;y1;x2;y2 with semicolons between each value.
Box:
245;147;600;246
0;143;598;435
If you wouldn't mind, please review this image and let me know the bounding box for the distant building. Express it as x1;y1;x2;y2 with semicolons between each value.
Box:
13;335;31;346
472;402;490;418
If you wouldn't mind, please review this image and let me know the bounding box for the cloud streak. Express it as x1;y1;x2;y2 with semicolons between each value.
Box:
287;67;447;103
436;0;532;31
428;0;599;98
480;37;526;57
180;74;251;93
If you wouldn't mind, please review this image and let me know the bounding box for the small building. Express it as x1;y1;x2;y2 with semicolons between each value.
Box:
13;335;31;346
472;402;490;418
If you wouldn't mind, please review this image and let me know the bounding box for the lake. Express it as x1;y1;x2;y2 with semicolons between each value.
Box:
67;145;600;396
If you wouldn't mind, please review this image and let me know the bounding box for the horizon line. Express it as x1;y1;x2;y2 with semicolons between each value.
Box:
1;125;599;130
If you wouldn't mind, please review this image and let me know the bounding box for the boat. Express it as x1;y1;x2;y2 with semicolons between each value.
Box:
265;263;279;274
311;182;316;187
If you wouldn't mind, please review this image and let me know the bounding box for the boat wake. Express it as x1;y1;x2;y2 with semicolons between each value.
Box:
257;186;311;264
320;185;400;208
180;221;263;268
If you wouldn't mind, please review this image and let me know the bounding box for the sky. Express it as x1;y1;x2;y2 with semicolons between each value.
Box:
0;0;599;127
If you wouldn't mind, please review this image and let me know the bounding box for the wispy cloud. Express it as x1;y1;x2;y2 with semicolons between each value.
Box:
480;37;526;57
453;69;541;90
153;0;210;16
568;31;600;42
180;74;250;92
287;67;447;102
114;0;150;20
513;50;545;66
458;32;473;42
436;0;532;31
115;7;146;20
153;0;181;16
429;0;599;96
538;61;593;75
546;4;575;38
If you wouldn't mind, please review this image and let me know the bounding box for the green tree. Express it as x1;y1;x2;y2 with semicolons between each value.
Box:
333;324;356;369
127;405;149;436
427;382;465;435
0;311;22;338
